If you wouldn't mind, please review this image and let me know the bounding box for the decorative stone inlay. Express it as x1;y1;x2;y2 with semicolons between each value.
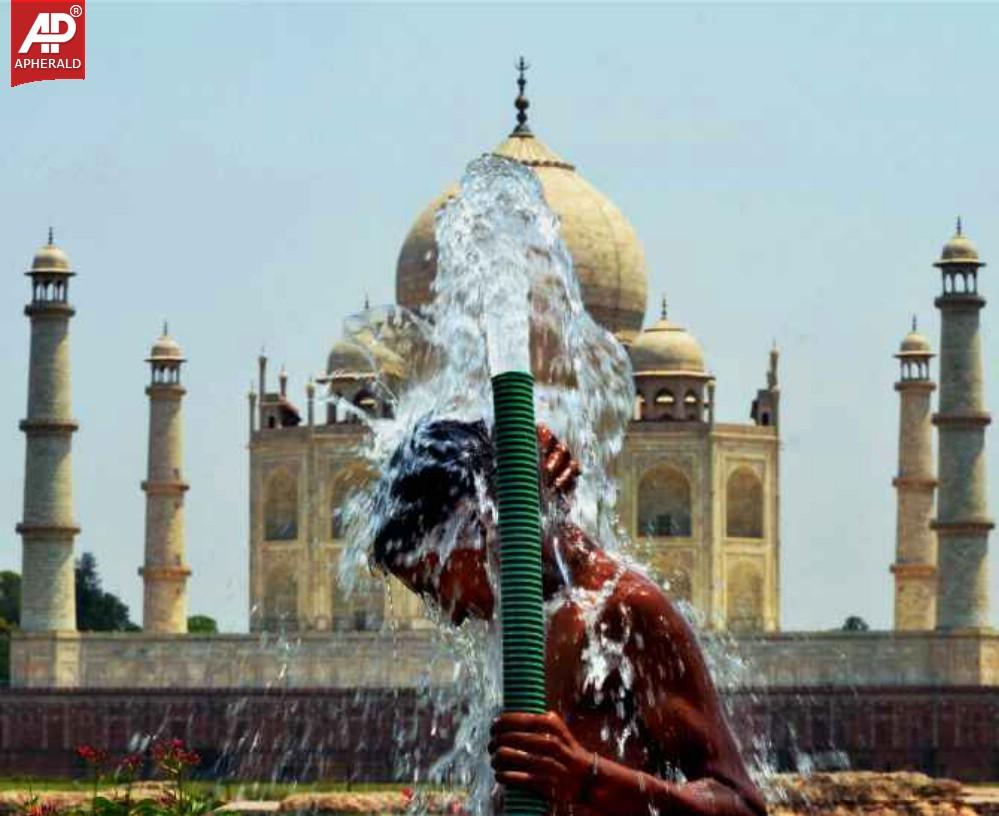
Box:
890;563;937;578
932;412;992;428
16;523;81;537
19;418;79;433
138;565;192;580
140;479;190;495
932;519;996;535
935;293;986;310
23;302;75;318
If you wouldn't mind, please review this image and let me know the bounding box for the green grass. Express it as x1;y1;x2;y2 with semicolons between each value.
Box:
202;781;419;801
0;778;90;792
0;779;437;800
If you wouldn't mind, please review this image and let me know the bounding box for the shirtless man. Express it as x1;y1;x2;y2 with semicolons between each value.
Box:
371;418;766;816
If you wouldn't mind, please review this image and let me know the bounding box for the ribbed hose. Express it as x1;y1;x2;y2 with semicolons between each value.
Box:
491;370;547;816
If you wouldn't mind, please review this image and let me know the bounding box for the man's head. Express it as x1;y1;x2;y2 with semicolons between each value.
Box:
371;417;497;623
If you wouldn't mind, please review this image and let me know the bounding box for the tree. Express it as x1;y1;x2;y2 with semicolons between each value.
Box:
0;618;12;687
75;553;138;632
187;614;218;634
842;615;870;632
0;571;20;626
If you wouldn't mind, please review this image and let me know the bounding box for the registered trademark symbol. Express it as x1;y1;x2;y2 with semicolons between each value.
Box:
70;5;83;17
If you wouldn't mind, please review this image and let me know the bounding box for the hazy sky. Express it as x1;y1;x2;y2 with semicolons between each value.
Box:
2;2;999;633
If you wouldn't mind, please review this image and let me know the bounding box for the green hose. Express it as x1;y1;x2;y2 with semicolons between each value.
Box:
491;370;547;816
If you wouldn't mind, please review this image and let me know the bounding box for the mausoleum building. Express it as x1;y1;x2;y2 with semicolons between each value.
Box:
248;81;781;635
7;71;998;701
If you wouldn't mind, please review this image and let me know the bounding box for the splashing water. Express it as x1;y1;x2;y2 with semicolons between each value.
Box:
333;155;771;813
340;153;634;547
332;154;636;811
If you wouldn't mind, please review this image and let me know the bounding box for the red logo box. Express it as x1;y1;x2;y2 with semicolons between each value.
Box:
10;0;85;87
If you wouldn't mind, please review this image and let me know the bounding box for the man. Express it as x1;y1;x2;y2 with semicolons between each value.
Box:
371;418;766;816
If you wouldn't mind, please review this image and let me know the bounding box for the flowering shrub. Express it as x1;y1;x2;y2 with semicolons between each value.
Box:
18;738;217;816
19;797;59;816
76;746;110;767
147;738;208;816
151;739;200;771
119;754;143;775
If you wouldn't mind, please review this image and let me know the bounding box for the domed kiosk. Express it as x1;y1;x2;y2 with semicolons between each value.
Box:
396;63;648;344
937;217;981;265
629;299;713;423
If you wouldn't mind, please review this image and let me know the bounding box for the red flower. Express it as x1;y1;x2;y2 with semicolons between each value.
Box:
401;787;415;803
76;744;109;766
151;738;201;772
24;802;58;816
120;753;143;772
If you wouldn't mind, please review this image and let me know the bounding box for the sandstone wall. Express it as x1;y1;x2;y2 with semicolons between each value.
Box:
2;686;999;782
12;630;999;690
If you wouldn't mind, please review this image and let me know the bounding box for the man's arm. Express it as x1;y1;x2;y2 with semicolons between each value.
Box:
592;582;766;815
490;709;765;816
490;580;766;816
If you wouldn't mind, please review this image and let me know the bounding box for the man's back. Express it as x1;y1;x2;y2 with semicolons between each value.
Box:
538;551;764;815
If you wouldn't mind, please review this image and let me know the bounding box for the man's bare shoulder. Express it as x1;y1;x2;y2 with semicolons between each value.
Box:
605;564;700;656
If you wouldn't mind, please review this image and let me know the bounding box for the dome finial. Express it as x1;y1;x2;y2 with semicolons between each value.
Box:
956;215;963;237
912;314;918;332
163;319;169;337
512;56;532;136
47;226;54;245
661;296;668;320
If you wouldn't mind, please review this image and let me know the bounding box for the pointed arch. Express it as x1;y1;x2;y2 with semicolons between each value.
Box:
726;466;764;538
637;466;692;537
263;565;298;629
264;468;298;540
684;389;700;421
329;466;369;540
353;389;379;417
726;562;764;631
654;389;675;407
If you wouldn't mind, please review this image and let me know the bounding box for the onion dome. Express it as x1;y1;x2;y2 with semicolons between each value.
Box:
897;317;933;358
395;61;648;344
936;217;984;267
147;323;185;363
326;332;405;381
327;339;374;377
27;228;73;276
629;301;708;377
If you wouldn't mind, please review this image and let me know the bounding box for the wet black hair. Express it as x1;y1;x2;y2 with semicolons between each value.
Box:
372;417;494;567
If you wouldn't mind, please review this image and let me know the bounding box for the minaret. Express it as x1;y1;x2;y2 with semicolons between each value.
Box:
139;324;191;633
17;230;79;632
891;318;938;630
257;350;267;427
751;342;780;428
932;220;993;630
